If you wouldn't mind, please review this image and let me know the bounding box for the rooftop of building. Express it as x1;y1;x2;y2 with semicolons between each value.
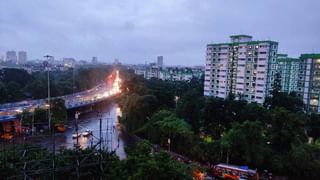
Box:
207;40;278;47
277;54;288;57
229;34;253;38
208;34;278;46
277;54;299;61
300;54;320;59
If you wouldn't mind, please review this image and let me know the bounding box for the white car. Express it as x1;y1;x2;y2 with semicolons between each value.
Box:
82;129;93;137
72;133;81;139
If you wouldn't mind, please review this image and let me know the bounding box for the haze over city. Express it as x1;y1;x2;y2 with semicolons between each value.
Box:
1;0;319;65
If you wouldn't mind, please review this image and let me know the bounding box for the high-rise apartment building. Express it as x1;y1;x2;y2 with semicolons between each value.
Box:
18;51;27;64
63;58;76;68
92;57;98;64
6;51;17;62
204;35;278;104
157;56;164;68
277;54;299;93
296;54;320;113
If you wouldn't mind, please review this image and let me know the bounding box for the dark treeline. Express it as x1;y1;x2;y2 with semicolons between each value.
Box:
0;65;113;103
0;141;193;179
117;69;320;179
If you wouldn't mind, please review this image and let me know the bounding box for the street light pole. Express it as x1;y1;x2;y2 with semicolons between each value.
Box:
73;65;75;94
32;111;35;136
44;55;53;132
48;67;51;131
75;111;80;149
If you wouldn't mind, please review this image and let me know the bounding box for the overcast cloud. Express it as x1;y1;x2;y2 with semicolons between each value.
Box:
0;0;319;65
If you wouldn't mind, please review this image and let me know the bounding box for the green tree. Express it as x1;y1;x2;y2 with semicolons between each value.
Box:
125;141;193;180
121;94;158;132
50;98;67;125
306;114;320;141
33;108;48;128
6;81;22;101
176;89;204;133
289;144;320;179
155;111;193;152
0;81;7;103
221;121;268;167
268;108;307;153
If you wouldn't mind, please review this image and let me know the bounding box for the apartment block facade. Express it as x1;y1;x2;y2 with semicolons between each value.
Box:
296;54;320;113
204;35;278;104
277;54;300;93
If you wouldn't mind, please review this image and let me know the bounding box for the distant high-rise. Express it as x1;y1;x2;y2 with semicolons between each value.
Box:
296;54;320;113
63;58;76;67
204;35;278;104
18;51;27;64
6;51;17;63
113;58;121;65
276;54;299;93
157;56;163;67
48;56;55;64
92;56;98;64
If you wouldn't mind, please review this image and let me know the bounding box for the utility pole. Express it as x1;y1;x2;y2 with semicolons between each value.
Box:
73;65;75;94
75;111;80;178
32;111;35;136
52;122;55;180
44;55;53;132
99;111;104;180
75;111;80;149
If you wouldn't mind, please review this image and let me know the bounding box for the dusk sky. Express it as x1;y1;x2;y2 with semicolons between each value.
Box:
0;0;319;65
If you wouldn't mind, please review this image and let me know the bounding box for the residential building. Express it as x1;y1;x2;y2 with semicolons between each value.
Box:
276;54;300;93
146;63;160;79
113;58;121;65
6;51;17;63
18;51;27;64
204;35;278;104
63;58;76;68
157;56;164;68
296;54;320;113
47;56;55;64
159;67;203;81
133;64;203;81
92;56;98;64
134;65;147;77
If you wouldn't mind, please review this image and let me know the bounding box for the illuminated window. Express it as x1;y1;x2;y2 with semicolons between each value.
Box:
310;99;318;106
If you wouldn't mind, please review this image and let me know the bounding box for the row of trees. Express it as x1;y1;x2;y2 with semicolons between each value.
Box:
0;66;113;103
0;141;193;179
117;70;320;179
21;98;67;129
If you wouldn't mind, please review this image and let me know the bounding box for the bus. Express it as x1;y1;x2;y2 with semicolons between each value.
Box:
213;163;259;180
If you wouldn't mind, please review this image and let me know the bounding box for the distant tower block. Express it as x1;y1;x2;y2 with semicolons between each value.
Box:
157;56;163;67
92;56;98;64
6;51;17;63
18;51;27;64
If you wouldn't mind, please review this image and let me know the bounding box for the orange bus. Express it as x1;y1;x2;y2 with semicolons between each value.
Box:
213;163;259;180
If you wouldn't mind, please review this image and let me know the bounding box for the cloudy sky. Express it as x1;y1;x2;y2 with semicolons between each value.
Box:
0;0;319;65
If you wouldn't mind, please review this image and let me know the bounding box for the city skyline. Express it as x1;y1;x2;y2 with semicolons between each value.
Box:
0;0;320;65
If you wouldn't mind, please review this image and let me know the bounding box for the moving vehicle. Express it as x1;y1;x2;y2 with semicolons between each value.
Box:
55;124;66;132
82;129;93;137
72;132;81;139
213;163;259;180
1;133;13;140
